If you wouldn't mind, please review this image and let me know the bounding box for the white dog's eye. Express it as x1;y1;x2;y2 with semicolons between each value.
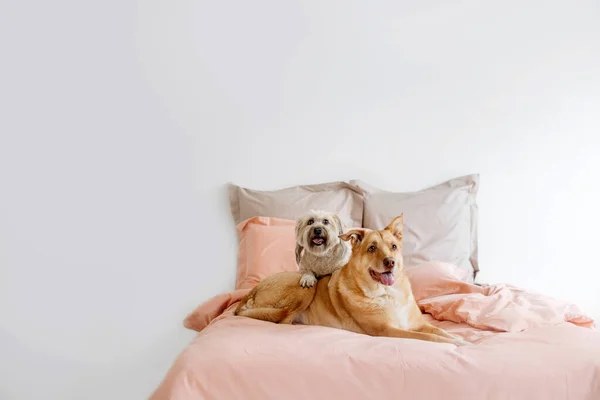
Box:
323;219;329;225
307;219;314;225
368;245;376;253
392;244;397;250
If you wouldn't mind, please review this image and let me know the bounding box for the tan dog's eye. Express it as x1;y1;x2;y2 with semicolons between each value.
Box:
323;219;329;225
307;219;314;225
368;245;376;253
392;244;397;250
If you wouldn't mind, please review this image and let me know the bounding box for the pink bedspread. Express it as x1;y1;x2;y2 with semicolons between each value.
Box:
150;263;600;400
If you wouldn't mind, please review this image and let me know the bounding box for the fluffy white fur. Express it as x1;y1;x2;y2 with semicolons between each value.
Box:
295;210;351;288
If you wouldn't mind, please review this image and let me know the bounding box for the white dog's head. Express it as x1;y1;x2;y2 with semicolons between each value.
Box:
295;210;345;260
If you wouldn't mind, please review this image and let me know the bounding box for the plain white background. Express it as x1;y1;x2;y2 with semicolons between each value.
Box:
1;0;599;398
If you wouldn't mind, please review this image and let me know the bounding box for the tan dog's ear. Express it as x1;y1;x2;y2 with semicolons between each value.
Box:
332;214;345;236
385;213;404;241
339;229;364;248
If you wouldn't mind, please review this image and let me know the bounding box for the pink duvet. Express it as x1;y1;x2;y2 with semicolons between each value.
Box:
150;263;600;400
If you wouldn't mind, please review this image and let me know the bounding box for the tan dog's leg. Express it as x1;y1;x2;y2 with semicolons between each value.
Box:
234;272;317;324
361;322;465;345
418;323;457;338
381;327;459;344
417;323;469;344
236;307;289;323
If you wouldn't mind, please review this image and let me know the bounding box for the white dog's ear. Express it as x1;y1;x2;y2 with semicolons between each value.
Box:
295;217;304;237
295;216;306;265
339;229;363;248
295;244;303;265
332;214;345;236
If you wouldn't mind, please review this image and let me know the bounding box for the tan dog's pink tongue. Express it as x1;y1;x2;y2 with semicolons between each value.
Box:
380;273;395;286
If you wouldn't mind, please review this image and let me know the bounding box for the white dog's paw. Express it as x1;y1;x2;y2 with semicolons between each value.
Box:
299;273;317;288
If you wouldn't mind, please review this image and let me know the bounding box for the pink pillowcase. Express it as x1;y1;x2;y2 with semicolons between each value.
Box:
405;262;471;301
235;217;367;290
236;217;298;290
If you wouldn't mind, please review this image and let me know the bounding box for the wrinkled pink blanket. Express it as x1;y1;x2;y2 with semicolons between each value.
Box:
150;263;600;400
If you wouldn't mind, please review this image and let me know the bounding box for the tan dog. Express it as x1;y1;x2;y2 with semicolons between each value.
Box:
235;214;467;345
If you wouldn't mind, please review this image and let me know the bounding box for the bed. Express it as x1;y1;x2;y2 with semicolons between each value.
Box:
149;176;600;399
150;262;599;400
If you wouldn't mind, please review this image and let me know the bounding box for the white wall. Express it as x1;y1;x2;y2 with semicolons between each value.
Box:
1;0;599;398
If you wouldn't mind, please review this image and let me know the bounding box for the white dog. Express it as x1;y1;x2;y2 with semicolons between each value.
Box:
295;210;352;288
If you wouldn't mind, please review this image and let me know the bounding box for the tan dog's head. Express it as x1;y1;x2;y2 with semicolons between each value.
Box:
339;214;404;286
295;210;345;258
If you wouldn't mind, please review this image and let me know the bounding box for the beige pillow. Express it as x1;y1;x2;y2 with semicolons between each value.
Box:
228;181;365;228
350;175;479;281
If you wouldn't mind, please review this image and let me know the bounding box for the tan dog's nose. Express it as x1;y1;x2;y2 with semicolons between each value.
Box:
383;257;395;269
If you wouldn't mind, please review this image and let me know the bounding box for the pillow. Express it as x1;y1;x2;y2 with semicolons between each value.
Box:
235;216;297;290
350;174;479;281
228;181;364;228
235;216;365;290
404;262;472;302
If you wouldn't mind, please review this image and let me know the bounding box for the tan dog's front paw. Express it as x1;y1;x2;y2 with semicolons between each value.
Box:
452;337;470;346
299;273;317;288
